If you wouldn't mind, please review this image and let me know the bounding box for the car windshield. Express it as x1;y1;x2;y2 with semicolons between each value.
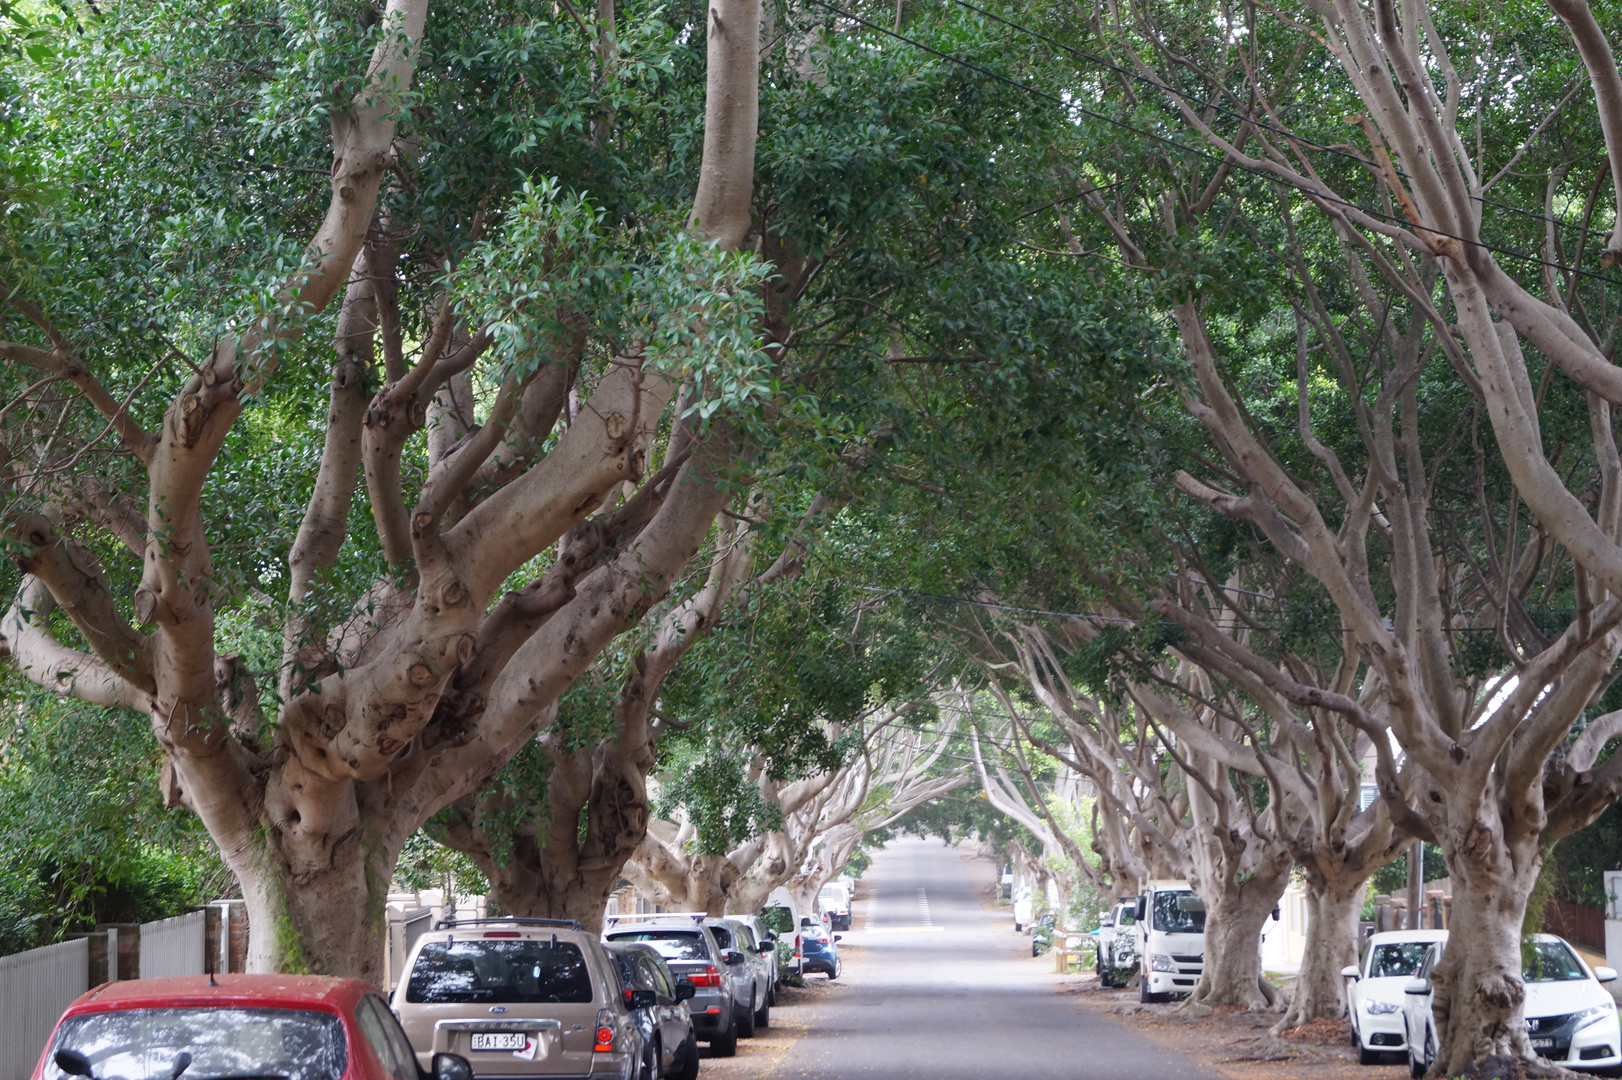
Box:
1368;942;1435;978
406;939;595;1003
47;1007;345;1080
607;930;711;961
802;923;829;941
1153;891;1206;933
1524;940;1588;982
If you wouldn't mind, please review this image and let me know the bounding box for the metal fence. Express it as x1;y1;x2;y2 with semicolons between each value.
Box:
139;910;206;979
0;937;86;1080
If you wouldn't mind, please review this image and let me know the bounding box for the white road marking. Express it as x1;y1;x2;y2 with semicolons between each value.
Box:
916;888;932;927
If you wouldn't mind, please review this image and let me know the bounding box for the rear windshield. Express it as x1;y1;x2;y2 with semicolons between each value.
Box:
407;939;595;1003
1152;891;1206;934
47;1007;345;1080
1368;942;1434;978
606;930;711;961
1524;940;1587;982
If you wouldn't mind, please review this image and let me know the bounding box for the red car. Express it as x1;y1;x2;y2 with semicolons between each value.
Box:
32;974;472;1080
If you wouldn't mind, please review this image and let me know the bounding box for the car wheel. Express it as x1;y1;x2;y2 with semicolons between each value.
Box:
1138;975;1157;1004
754;995;771;1029
829;958;841;981
674;1033;699;1080
737;994;757;1038
1357;1040;1379;1066
710;1024;738;1058
1032;941;1040;957
643;1037;659;1080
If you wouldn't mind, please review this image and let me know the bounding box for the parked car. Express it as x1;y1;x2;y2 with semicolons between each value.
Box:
1094;898;1140;988
32;974;472;1080
1133;880;1206;1003
800;918;843;980
730;914;785;992
1340;929;1447;1064
761;890;804;980
603;941;701;1080
604;913;743;1057
392;916;646;1079
706;918;772;1035
1402;935;1621;1078
818;883;853;931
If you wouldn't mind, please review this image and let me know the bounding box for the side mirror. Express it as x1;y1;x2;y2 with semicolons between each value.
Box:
1340;965;1361;980
627;988;658;1010
433;1054;474;1080
1134;898;1147;922
758;944;774;955
762;931;777;943
55;1051;94;1079
1596;966;1619;984
1271;905;1281;922
674;977;696;1002
833;935;843;942
1403;978;1430;996
723;949;746;966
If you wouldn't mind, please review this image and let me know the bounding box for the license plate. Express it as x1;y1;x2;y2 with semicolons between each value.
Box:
471;1033;527;1051
1531;1038;1554;1050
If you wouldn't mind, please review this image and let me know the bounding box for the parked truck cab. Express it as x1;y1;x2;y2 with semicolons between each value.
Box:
1133;880;1206;1003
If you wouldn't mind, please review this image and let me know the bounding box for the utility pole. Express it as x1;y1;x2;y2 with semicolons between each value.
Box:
1407;839;1424;928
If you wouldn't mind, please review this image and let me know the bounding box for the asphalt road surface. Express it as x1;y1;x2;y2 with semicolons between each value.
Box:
782;837;1205;1080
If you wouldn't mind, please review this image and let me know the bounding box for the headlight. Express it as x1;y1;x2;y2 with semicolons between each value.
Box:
1151;953;1175;973
1364;1000;1402;1015
1574;1003;1617;1031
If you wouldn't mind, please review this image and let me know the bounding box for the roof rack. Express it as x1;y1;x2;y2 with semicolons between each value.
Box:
433;917;584;931
604;912;708;925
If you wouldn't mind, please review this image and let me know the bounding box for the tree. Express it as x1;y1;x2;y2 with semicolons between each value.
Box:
0;0;769;978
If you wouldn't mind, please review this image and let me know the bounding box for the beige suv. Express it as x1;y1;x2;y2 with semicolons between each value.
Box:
391;917;643;1080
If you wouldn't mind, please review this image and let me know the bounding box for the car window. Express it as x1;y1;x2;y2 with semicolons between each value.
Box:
1116;905;1136;926
406;939;595;1003
709;925;734;948
46;1007;346;1080
1152;891;1206;933
356;995;417;1080
1368;942;1435;978
641;955;673;997
608;930;712;961
606;948;639;993
732;925;757;950
1524;940;1587;982
760;907;794;935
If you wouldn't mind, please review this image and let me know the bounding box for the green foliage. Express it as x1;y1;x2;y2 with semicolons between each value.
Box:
0;684;227;953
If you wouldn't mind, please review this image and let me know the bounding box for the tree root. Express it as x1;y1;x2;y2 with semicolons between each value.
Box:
1452;1055;1584;1080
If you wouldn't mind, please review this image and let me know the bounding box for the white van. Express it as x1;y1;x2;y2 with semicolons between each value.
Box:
1133;879;1206;1002
761;887;803;978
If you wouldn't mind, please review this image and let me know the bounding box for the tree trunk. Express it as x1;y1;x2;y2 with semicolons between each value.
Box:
1428;842;1541;1076
238;834;393;982
1274;881;1365;1031
1189;861;1290;1010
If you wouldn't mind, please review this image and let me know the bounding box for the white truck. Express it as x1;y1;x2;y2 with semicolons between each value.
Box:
1094;897;1140;988
1132;879;1206;1002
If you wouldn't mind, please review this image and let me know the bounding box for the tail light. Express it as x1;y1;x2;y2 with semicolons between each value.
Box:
794;934;802;958
593;1009;615;1053
688;965;722;988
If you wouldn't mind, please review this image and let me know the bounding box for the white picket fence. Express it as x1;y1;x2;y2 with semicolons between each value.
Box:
139;910;207;979
0;937;86;1080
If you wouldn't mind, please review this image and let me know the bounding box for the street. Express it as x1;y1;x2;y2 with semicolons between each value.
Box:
715;837;1207;1080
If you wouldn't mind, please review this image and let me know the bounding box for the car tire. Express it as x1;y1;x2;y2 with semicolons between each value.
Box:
754;996;770;1029
1139;976;1157;1004
711;1023;738;1058
643;1037;659;1080
737;994;758;1039
1032;941;1040;957
674;1034;700;1080
1357;1041;1379;1066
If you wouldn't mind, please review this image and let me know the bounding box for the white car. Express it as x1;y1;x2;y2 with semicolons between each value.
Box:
1402;934;1621;1078
1341;929;1447;1064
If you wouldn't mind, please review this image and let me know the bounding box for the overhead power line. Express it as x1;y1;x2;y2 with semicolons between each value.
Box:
803;0;1619;287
